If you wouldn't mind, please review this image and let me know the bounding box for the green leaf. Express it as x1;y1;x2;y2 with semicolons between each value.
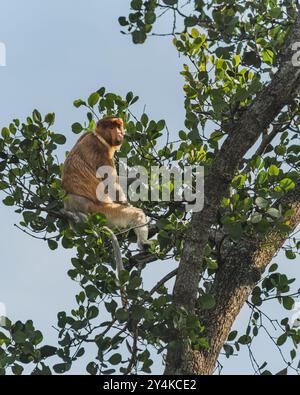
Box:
119;16;129;26
279;178;295;192
132;30;147;44
73;99;86;108
258;170;268;185
33;330;43;345
261;370;272;375
185;16;198;27
251;213;262;224
285;250;296;260
131;0;142;9
48;240;58;251
40;345;57;358
53;363;71;374
119;270;130;285
268;165;279;177
87;306;99;320
266;208;281;219
44;113;55;125
102;369;116;375
52;134;66;145
162;0;177;4
145;12;156;24
228;331;238;341
251;292;262;306
262;49;274;65
76;348;85;358
86;362;98;375
199;294;216;310
269;7;282;18
109;353;122;365
88;92;100;107
232;54;240;67
191;28;199;38
157;120;165;131
97;87;106;96
128;275;142;289
72;122;83;134
223;222;241;241
32;109;42;123
62;236;73;249
207;258;218;270
268;263;278;273
3;196;14;206
131;95;139;105
0;332;10;345
223;344;234;357
179;130;187;140
216;46;234;59
0;181;9;190
105;300;118;314
282;296;294;310
255;197;268;209
12;364;24;375
277;333;287;346
243;51;261;68
12;331;26;344
126;91;133;103
290;349;296;360
131;305;146;321
1;127;10;139
85;285;99;301
238;335;251;345
141;113;148;127
275;367;287;375
115;308;129;322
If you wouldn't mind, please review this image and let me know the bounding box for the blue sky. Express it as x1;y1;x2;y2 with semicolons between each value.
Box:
0;0;299;375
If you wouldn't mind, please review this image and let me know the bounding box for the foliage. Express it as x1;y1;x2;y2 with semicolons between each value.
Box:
1;0;300;375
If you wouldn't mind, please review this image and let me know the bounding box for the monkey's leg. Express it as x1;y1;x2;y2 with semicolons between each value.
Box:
87;202;152;250
62;194;91;224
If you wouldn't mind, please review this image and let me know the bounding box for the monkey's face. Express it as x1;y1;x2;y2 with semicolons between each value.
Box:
97;118;125;147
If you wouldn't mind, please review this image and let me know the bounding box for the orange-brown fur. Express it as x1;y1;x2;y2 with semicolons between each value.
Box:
61;117;151;249
62;118;119;202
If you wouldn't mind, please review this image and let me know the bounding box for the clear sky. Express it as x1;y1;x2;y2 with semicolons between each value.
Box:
0;0;299;375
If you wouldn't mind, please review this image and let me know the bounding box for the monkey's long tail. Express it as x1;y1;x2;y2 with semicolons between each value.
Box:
102;226;128;310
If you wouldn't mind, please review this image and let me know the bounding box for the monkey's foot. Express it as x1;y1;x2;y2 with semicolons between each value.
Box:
60;209;88;224
138;240;154;251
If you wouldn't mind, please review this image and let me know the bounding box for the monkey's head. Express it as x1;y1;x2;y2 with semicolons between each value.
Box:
96;117;125;147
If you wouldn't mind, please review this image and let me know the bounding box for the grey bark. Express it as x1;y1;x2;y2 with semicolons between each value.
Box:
165;8;300;375
173;181;300;375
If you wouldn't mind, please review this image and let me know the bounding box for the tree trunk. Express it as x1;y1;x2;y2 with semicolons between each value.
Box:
165;8;300;375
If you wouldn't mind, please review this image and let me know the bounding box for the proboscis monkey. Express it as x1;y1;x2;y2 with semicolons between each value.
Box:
61;117;152;253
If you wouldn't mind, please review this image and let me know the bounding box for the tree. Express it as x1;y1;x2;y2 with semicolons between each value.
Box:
1;0;300;375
